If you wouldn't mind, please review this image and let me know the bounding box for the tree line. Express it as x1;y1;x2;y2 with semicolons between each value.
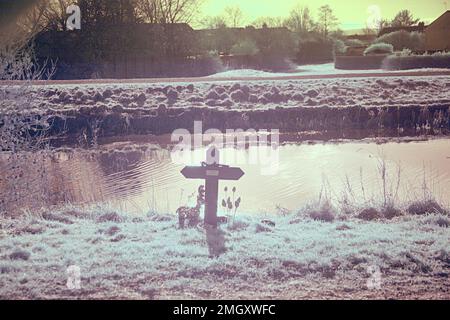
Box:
19;1;422;38
20;0;201;33
5;1;425;78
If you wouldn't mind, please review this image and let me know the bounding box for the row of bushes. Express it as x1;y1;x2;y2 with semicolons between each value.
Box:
221;35;335;68
364;43;393;55
199;26;298;71
336;29;450;70
374;30;425;51
50;54;224;79
383;51;450;70
372;31;450;69
206;35;336;69
336;30;425;57
336;49;450;70
226;39;294;70
335;54;387;70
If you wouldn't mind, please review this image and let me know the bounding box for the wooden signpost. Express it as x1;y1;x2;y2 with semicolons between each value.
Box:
181;147;244;227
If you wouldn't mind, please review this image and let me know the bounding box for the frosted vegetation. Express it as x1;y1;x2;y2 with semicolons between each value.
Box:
0;204;448;299
7;76;450;113
383;52;450;71
0;32;54;152
374;31;425;52
1;146;449;299
5;75;446;140
1;139;449;299
364;43;394;56
1;30;449;300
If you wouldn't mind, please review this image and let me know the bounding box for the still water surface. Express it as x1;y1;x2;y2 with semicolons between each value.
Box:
1;138;449;215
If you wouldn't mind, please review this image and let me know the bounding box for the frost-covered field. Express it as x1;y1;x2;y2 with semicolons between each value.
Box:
4;75;450;113
0;208;449;300
1;73;449;300
2;74;449;139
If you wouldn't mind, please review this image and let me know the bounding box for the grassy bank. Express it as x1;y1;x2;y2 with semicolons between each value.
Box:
2;76;449;143
0;205;449;299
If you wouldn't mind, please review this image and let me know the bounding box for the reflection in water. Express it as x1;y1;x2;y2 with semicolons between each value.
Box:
1;139;450;215
0;151;109;213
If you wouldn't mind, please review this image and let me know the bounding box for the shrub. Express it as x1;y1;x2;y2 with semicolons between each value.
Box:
333;39;347;55
382;205;403;219
345;39;364;47
383;52;450;70
96;212;124;223
230;39;259;56
357;207;382;221
296;38;334;64
396;48;413;56
194;53;224;76
255;27;297;57
407;199;447;215
364;42;393;55
227;218;249;231
373;30;425;51
42;212;73;224
1;41;55;151
305;201;336;222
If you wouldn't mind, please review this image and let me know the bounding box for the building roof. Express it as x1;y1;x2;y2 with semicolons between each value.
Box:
379;11;450;36
196;26;291;33
426;10;450;30
378;23;426;36
346;34;377;42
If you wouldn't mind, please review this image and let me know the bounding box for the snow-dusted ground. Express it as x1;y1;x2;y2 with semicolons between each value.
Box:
1;68;449;300
208;63;450;78
5;75;449;114
0;208;449;299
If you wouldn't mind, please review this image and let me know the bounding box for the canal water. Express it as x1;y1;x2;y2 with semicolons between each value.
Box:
1;137;449;215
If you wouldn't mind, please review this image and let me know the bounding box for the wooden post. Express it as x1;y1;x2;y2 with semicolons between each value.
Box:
181;146;244;227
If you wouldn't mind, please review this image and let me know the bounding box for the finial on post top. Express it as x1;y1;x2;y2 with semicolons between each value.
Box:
206;145;220;166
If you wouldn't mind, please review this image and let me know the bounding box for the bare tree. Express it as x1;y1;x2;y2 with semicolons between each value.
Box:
137;0;202;24
0;0;39;29
284;5;315;34
362;26;377;36
317;5;338;37
136;0;160;23
199;15;227;29
43;0;73;31
199;4;244;29
251;16;285;28
17;0;49;35
224;5;244;28
17;0;77;33
1;5;56;153
158;0;201;24
78;0;139;28
376;18;390;33
390;9;420;27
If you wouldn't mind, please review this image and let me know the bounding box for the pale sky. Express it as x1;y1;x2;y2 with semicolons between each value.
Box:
199;0;448;30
